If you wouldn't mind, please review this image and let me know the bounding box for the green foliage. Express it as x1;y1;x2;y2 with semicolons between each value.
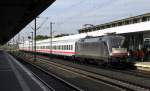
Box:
35;34;71;40
36;35;50;40
54;34;69;38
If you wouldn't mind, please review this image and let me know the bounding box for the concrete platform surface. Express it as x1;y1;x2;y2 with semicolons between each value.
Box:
0;50;51;91
135;62;150;71
135;62;150;68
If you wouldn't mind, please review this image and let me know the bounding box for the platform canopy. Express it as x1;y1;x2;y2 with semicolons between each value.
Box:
0;0;55;44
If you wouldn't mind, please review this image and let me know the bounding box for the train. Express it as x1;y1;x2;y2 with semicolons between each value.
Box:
19;34;128;65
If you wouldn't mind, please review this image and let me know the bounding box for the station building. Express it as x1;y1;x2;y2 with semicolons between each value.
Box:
78;13;150;51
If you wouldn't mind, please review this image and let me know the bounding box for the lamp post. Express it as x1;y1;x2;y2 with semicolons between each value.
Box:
50;22;54;59
22;36;24;50
30;32;34;52
34;18;37;62
29;16;48;62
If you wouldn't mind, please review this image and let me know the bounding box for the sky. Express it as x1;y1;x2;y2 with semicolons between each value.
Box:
17;0;150;40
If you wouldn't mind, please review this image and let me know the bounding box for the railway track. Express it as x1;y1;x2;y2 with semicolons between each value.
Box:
16;57;83;91
13;52;150;91
36;59;150;91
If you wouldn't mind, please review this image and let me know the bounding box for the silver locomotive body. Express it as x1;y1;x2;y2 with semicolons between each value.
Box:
75;35;127;62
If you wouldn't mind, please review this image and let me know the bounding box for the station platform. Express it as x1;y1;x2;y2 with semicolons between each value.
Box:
0;50;50;91
135;62;150;71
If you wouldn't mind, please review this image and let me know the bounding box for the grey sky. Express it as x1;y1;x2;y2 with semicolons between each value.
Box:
18;0;150;40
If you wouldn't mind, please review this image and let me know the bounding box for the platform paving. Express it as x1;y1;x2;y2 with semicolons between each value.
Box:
135;62;150;71
0;50;51;91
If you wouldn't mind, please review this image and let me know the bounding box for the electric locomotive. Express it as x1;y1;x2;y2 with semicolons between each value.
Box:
75;35;127;63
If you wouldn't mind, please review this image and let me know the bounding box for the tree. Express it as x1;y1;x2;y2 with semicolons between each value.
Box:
36;35;50;40
54;34;69;38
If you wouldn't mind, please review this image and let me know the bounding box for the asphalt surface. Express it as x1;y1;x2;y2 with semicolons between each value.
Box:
0;50;51;91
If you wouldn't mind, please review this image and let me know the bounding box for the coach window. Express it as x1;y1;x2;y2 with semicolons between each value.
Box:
68;45;70;50
59;46;61;50
55;46;57;50
66;45;67;50
68;45;69;50
66;45;68;50
70;45;72;50
59;45;61;50
70;45;71;50
60;45;62;50
62;45;64;50
62;45;63;50
69;45;70;50
71;45;73;50
59;46;60;50
64;45;65;50
56;46;58;50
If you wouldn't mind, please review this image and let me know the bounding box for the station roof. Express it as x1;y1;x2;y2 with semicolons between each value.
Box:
0;0;55;44
79;13;150;33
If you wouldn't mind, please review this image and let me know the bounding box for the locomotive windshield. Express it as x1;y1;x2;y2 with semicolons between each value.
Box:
107;36;125;51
